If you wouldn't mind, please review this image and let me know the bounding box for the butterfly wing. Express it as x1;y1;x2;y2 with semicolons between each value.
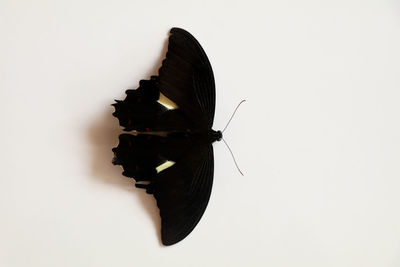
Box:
153;144;214;245
112;76;194;132
158;27;216;128
112;133;215;245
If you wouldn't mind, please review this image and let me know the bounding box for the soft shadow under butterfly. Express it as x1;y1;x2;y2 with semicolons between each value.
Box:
112;28;244;246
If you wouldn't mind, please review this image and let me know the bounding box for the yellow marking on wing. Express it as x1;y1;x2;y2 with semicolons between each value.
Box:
156;160;176;173
157;93;178;110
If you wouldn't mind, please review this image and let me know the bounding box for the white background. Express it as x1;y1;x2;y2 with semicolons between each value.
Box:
1;0;400;266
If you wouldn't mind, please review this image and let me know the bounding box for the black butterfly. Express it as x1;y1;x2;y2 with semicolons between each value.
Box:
112;28;222;246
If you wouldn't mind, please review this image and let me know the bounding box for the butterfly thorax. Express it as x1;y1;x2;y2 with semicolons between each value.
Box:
166;129;221;143
186;129;221;143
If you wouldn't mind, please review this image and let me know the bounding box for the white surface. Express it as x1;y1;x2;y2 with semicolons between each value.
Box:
1;1;400;266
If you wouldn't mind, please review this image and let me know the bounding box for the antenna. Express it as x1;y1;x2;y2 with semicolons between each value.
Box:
222;138;244;176
220;100;246;176
222;100;246;133
219;100;246;175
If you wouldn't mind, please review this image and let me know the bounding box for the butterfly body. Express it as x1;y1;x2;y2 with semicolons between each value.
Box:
112;28;218;245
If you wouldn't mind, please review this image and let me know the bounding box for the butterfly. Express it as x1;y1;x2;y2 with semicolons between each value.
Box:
112;28;222;246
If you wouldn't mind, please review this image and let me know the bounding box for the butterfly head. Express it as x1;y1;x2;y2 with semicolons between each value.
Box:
211;130;222;142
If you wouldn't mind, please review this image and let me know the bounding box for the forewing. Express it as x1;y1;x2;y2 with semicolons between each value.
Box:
153;144;214;245
158;27;216;128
